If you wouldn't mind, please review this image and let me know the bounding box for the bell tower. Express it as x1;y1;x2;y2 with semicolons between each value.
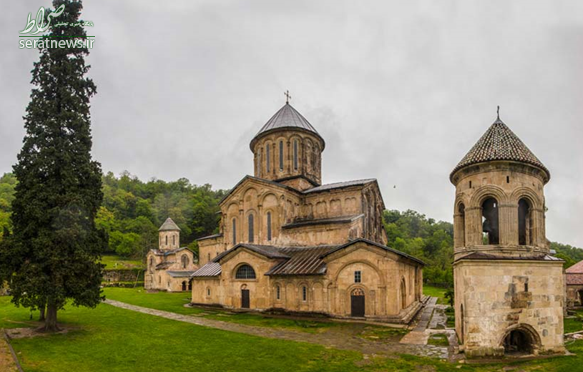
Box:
450;110;564;357
159;217;180;251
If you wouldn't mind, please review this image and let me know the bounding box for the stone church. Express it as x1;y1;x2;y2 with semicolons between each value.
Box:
451;111;565;357
191;100;424;323
144;218;198;292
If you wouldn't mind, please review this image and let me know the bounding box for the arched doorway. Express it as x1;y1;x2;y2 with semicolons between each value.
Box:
351;288;365;317
241;285;250;309
502;326;540;356
401;278;407;310
181;281;187;291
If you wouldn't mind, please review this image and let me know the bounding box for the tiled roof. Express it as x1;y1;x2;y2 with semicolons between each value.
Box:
303;179;376;194
167;271;196;278
566;260;583;274
151;247;194;257
450;119;550;181
250;103;324;149
456;252;562;262
219;175;301;205
155;261;174;270
266;246;337;276
567;274;583;285
159;217;181;231
282;214;364;229
191;262;222;278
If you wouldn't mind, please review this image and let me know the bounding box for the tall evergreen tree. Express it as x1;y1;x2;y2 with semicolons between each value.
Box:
0;0;104;332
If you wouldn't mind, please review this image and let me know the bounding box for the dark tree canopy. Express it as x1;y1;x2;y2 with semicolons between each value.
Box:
0;0;104;332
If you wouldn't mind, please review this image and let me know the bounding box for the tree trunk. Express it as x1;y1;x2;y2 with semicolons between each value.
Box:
39;305;46;322
41;302;59;332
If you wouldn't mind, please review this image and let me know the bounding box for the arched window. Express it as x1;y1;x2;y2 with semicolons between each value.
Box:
182;281;187;291
181;254;189;269
518;199;532;246
235;264;256;279
401;278;407;309
266;145;271;173
158;276;161;284
207;287;211;296
279;141;284;170
207;253;210;262
458;203;466;247
232;218;237;245
149;257;154;273
293;140;298;170
302;286;307;302
276;285;281;300
248;214;254;243
266;212;272;241
165;236;168;245
173;235;176;246
482;198;499;245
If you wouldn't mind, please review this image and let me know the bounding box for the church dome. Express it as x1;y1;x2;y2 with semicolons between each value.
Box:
450;117;550;183
250;103;325;150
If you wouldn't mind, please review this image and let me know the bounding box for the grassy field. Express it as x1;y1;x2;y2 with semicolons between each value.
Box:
423;285;448;304
100;255;144;270
2;289;583;371
103;287;341;333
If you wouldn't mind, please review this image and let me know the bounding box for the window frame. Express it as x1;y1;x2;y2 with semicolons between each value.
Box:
302;286;307;302
235;264;257;280
266;211;272;241
293;139;298;170
279;141;284;171
248;214;254;243
354;270;362;283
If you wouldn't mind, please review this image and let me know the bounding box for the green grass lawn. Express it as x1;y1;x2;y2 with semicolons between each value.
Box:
423;285;448;304
2;294;583;371
103;287;341;333
99;255;144;270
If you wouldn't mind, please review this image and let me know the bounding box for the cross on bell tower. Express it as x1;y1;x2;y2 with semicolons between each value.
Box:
284;90;291;104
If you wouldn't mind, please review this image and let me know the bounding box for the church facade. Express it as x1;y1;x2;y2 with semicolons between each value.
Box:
191;101;424;323
451;112;565;357
145;218;198;292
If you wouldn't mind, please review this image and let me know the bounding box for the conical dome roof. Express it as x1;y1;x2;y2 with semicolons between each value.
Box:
250;103;325;150
450;118;550;182
159;217;181;231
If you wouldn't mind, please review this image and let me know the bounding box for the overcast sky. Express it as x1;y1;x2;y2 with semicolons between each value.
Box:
1;1;582;247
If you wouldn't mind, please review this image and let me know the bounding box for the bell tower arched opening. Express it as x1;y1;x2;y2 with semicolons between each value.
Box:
481;198;499;245
518;198;532;246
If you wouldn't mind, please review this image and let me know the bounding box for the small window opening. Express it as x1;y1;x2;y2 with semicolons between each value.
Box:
279;141;284;171
469;181;472;188
507;176;510;183
355;271;362;283
266;145;271;173
207;288;211;296
518;198;532;246
524;283;529;292
173;235;176;246
276;285;281;300
293;140;298;170
232;218;237;245
302;286;307;302
248;214;254;243
266;212;272;241
165;236;168;245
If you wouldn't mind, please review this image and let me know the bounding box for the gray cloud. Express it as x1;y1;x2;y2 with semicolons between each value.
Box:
1;0;582;246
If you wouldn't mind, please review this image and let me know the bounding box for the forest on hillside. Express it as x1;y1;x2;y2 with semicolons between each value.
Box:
1;172;582;285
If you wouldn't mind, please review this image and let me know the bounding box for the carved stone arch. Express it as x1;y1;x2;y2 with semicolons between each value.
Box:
499;323;542;353
510;187;543;210
454;193;468;213
469;185;508;208
333;259;386;286
260;192;279;206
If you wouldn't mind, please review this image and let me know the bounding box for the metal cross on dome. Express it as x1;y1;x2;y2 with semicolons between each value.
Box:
284;90;291;104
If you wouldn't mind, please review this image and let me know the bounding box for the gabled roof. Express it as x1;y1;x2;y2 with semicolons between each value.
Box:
196;233;223;242
219;175;301;206
566;260;583;274
303;179;377;194
450;118;550;182
321;238;425;266
214;243;290;263
250;103;325;150
150;247;195;257
456;252;562;262
159;217;181;231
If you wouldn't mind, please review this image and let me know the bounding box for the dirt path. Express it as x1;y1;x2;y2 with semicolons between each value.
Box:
103;299;448;358
0;332;19;372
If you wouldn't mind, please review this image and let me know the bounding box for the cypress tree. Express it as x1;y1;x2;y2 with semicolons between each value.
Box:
1;0;104;332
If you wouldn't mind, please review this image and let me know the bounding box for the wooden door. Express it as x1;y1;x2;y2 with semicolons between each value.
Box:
241;289;250;309
351;288;365;317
